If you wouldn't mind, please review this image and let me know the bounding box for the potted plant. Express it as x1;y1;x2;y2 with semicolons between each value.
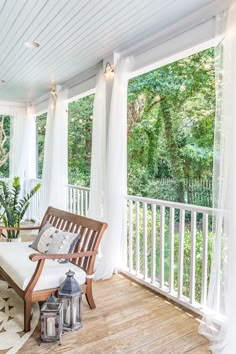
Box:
0;176;41;241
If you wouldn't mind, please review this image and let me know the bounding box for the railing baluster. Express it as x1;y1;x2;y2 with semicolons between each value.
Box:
136;201;140;276
178;209;185;299
190;211;196;304
123;201;128;269
169;207;175;293
160;205;165;288
85;191;88;216
216;231;222;313
143;202;148;280
77;189;81;215
151;204;156;283
73;188;76;213
69;187;73;213
76;189;79;214
129;200;133;272
87;190;90;212
201;213;208;306
81;191;84;216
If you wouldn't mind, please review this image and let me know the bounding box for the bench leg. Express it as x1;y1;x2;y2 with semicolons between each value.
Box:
85;278;96;309
24;298;32;332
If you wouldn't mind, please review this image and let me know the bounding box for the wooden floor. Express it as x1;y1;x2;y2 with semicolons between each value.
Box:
19;274;210;354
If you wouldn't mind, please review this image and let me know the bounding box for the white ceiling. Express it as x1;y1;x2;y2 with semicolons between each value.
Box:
0;0;221;103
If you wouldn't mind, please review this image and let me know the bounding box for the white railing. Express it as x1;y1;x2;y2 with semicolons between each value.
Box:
67;184;90;216
9;177;217;314
26;179;90;221
26;178;42;222
122;195;217;315
0;178;9;183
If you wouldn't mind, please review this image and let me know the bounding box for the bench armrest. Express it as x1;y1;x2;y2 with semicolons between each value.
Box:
29;250;98;262
0;226;40;231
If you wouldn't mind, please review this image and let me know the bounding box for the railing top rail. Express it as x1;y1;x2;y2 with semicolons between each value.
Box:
127;194;218;215
66;184;90;192
29;180;90;192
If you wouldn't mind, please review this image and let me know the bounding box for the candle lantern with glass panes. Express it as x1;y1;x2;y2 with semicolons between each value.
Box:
40;295;63;345
58;270;83;331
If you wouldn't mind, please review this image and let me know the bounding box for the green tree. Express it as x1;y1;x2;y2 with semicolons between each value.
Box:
127;48;215;204
36;113;47;178
0;115;10;178
68;94;94;186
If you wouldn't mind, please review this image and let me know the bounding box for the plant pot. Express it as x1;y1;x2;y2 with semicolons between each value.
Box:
7;237;21;242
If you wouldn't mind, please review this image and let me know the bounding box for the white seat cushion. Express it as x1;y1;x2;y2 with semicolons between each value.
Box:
0;242;86;291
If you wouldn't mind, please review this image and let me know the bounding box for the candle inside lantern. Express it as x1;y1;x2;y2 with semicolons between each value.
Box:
65;304;77;325
46;317;56;337
65;304;71;325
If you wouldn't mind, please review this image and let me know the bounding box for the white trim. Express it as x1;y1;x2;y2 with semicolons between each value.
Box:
34;109;48;117
121;1;228;59
31;93;50;107
62;63;100;90
32;100;48;116
130;36;219;79
0;100;25;108
67;77;96;101
67;88;96;104
0;101;26;117
32;68;98;113
130;18;215;74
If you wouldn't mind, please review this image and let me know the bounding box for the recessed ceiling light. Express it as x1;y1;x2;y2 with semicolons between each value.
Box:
23;41;40;48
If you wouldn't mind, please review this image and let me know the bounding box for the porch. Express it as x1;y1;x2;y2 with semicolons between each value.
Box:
19;274;209;354
0;0;233;352
2;179;211;351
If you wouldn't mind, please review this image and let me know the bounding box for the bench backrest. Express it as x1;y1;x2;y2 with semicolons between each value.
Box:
40;207;108;274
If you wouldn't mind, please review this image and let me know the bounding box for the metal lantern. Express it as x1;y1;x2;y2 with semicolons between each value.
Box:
58;270;83;332
40;295;63;345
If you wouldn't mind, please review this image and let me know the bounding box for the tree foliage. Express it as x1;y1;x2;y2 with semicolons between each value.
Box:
68;94;94;186
0;115;10;178
127;48;215;203
37;112;47;178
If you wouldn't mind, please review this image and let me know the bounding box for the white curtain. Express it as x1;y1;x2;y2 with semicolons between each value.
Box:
200;3;236;353
10;106;36;185
94;58;132;280
26;105;37;181
87;70;106;220
40;87;68;217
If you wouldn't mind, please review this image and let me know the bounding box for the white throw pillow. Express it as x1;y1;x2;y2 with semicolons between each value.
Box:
30;222;80;263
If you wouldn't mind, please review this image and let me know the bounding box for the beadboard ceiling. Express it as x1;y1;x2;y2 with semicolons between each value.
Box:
0;0;221;103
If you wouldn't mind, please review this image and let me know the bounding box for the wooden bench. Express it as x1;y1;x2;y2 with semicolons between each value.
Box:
0;206;108;332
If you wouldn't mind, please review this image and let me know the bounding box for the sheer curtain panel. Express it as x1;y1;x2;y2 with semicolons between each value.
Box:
87;70;106;220
10;106;36;185
200;3;236;353
94;58;132;280
40;87;68;217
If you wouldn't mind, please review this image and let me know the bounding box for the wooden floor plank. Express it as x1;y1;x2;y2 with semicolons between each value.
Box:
18;274;209;354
